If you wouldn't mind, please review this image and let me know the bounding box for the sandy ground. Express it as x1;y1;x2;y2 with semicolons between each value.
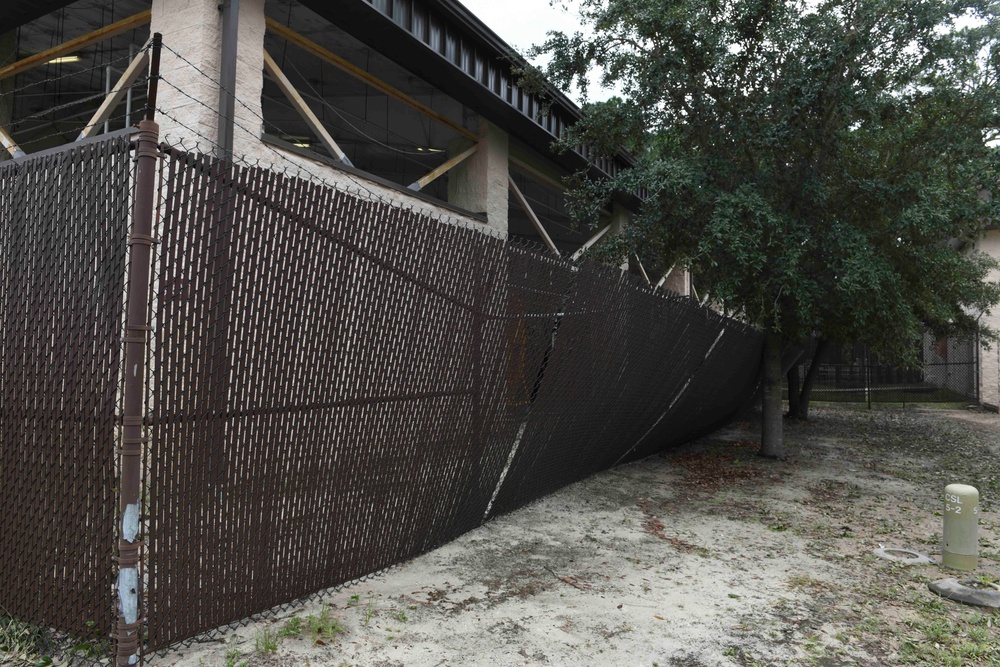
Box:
149;405;1000;667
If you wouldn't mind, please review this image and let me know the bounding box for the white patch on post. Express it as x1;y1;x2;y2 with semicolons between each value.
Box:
118;567;139;624
122;502;140;543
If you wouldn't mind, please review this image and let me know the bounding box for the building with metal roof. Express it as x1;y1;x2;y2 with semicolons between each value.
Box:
0;0;687;290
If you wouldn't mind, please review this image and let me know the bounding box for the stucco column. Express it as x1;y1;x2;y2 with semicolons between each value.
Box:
150;0;265;157
977;231;1000;410
608;202;630;270
448;120;509;235
661;266;690;296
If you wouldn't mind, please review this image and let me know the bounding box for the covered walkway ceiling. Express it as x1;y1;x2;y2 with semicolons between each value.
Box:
0;0;638;188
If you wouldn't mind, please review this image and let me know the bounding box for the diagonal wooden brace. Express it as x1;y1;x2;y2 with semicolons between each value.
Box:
263;50;352;166
77;43;151;140
408;144;478;192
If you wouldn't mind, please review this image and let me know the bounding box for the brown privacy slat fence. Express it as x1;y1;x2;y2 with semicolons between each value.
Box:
143;145;764;651
0;134;763;662
0;136;133;648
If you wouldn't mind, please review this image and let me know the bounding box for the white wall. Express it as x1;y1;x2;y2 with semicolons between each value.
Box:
977;230;1000;409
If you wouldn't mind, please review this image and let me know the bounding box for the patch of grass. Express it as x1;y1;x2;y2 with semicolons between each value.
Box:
306;609;345;644
254;627;278;654
0;611;110;666
362;595;376;627
279;616;302;638
224;644;244;667
387;608;408;623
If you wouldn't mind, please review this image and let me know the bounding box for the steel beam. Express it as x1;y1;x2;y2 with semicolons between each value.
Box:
77;46;149;140
218;0;239;160
0;10;152;82
510;153;567;193
0;126;24;157
569;223;612;261
265;17;478;143
634;254;652;286
655;266;675;290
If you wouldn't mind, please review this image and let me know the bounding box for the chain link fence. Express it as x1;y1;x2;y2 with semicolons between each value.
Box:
0;133;134;663
0;132;765;664
788;335;979;407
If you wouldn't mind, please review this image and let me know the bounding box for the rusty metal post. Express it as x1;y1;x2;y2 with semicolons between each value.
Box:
145;33;161;123
115;114;159;667
115;117;158;667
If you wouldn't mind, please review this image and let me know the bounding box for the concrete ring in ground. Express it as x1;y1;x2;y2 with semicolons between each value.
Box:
929;578;1000;609
872;547;934;564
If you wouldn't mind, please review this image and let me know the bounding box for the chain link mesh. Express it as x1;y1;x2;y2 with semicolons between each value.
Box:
142;144;763;651
0;135;133;661
787;336;979;405
0;135;764;661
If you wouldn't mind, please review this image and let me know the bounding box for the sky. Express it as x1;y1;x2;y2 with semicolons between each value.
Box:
457;0;614;103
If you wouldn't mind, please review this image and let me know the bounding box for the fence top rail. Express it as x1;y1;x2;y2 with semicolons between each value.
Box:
2;127;138;166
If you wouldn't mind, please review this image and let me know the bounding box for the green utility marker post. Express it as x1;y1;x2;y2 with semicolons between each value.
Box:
942;484;980;571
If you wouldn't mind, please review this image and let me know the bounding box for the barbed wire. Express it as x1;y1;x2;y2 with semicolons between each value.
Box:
155;43;472;195
1;110;136;156
152;65;498;236
283;57;442;158
0;36;729;318
1;48;140;100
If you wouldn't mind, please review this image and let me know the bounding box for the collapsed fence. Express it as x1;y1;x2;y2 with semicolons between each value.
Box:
0;130;763;663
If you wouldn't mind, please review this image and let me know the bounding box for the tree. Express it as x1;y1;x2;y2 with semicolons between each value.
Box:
531;0;1000;458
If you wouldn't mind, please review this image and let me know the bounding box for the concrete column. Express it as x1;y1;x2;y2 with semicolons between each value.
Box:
150;0;265;157
609;202;630;270
447;120;509;235
662;266;690;296
977;231;1000;410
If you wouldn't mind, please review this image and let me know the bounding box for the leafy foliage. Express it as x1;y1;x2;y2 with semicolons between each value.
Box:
534;0;1000;364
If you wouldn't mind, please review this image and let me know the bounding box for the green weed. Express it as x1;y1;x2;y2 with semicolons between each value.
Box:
279;616;302;638
306;609;345;644
255;627;278;654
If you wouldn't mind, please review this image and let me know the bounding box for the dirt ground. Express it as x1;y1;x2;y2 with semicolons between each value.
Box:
151;405;1000;667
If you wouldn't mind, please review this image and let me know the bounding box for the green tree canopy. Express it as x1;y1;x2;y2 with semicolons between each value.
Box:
532;0;1000;456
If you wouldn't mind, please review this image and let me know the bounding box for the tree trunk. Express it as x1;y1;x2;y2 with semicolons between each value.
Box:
759;329;785;459
793;338;830;420
786;364;801;418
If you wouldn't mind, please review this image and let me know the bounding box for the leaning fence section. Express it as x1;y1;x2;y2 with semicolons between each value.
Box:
141;145;763;652
0;137;763;663
143;147;524;648
0;136;133;650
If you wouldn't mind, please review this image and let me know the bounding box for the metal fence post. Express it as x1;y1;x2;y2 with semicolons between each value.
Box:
115;33;161;667
866;347;872;410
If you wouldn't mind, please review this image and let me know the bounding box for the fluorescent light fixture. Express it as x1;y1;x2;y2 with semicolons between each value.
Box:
281;135;311;148
47;55;81;64
416;147;444;153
